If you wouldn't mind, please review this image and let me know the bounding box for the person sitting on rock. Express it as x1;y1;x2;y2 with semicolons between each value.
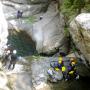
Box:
66;57;79;80
8;50;17;70
50;53;64;70
17;10;23;19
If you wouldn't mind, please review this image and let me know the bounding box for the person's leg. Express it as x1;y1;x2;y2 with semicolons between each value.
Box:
8;63;11;69
12;61;16;70
8;60;12;69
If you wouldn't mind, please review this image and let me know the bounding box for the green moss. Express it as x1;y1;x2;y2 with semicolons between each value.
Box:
64;27;70;37
60;0;89;21
25;16;36;24
84;4;90;12
25;55;44;61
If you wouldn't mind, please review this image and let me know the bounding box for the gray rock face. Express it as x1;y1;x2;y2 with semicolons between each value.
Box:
70;13;90;64
33;3;68;54
29;0;50;4
2;0;29;4
0;2;8;55
31;57;63;90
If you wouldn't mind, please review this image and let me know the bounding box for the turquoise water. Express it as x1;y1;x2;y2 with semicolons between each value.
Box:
8;30;37;56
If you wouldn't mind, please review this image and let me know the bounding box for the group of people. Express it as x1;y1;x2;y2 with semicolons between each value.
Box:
1;45;17;70
47;52;79;82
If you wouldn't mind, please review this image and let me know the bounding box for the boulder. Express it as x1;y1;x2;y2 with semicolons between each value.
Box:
70;13;90;64
0;2;8;55
33;2;68;54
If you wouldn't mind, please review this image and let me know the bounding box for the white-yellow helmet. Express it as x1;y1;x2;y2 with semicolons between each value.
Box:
13;50;17;54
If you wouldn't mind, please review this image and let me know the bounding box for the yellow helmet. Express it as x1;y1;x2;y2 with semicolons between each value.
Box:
69;71;74;74
55;67;59;71
58;56;63;64
61;66;66;72
70;57;76;65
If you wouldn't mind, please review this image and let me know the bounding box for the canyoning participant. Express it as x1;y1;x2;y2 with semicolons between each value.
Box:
8;50;17;70
2;49;11;66
2;45;12;66
17;10;23;19
67;57;79;80
58;55;64;69
61;66;69;81
50;51;66;70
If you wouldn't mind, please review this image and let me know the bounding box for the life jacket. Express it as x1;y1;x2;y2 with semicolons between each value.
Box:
61;66;66;72
67;65;76;75
11;54;17;61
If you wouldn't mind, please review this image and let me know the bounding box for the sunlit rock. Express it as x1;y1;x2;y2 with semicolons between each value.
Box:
0;1;8;55
70;13;90;64
33;2;68;54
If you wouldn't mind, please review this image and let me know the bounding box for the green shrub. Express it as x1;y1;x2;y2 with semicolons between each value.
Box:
25;16;36;24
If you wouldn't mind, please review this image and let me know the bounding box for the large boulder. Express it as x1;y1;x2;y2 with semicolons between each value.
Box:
70;13;90;64
33;2;68;54
0;2;8;55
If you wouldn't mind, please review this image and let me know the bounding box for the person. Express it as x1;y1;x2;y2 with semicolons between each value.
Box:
39;16;43;20
2;49;11;66
2;45;12;66
66;57;79;80
17;10;23;19
8;50;17;70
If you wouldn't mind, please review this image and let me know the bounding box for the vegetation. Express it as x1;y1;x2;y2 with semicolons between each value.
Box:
25;16;36;24
61;0;89;21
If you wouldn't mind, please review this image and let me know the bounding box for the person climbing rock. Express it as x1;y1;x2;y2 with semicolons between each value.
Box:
17;10;23;19
8;50;17;70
